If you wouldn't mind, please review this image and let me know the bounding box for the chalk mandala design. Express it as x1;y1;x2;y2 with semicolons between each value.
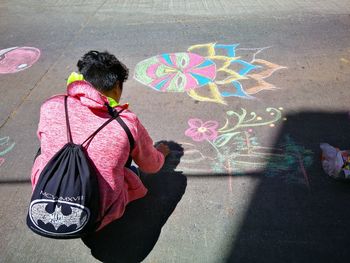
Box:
134;52;216;92
134;43;286;104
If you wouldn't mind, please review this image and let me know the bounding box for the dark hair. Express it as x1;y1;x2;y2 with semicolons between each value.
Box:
77;50;129;92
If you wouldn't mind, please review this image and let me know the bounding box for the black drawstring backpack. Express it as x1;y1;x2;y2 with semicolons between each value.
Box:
27;96;134;239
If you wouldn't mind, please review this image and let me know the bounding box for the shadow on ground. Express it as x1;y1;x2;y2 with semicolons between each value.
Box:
82;141;187;263
3;113;350;263
223;111;350;263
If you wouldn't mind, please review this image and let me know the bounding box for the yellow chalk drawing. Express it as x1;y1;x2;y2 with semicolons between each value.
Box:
186;43;287;104
341;58;349;64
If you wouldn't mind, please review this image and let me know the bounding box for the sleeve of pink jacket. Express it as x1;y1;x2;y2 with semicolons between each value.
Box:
131;118;165;173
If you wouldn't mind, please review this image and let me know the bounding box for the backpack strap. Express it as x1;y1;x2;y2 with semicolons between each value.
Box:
106;103;135;168
64;96;73;143
64;96;134;167
65;96;119;145
116;116;134;168
81;113;122;146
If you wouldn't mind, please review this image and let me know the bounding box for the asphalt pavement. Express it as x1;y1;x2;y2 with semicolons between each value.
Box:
1;0;350;262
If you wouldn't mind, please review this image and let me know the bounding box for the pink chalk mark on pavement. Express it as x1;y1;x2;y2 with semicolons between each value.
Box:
0;46;41;74
185;118;219;142
0;158;5;167
298;154;311;191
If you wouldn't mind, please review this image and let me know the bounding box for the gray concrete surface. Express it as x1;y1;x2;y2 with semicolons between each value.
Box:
1;0;350;262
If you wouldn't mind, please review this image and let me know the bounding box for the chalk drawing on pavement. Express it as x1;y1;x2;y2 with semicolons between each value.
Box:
134;43;286;104
341;58;350;64
0;47;41;74
181;108;313;187
340;49;350;64
0;136;15;167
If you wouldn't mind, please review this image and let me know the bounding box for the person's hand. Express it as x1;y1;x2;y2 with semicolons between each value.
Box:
156;143;170;158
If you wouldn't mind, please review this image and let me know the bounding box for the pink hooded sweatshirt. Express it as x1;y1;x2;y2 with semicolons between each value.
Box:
31;80;165;230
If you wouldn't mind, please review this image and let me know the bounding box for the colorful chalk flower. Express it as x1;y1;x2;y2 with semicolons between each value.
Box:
185;118;219;142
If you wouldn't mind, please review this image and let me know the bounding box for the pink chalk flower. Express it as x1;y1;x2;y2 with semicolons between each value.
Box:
185;118;219;142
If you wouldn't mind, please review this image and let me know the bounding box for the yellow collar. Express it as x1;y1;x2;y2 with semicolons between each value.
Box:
107;97;119;107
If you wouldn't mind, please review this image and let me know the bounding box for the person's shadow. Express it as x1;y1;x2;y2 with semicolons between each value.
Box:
82;141;187;263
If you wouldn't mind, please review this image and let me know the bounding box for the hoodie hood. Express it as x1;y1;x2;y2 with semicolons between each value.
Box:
67;80;110;110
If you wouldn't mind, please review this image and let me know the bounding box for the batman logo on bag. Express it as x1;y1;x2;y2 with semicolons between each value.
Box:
28;199;90;235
